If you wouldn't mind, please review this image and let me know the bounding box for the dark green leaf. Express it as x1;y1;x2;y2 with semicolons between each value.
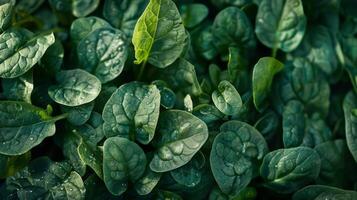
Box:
103;137;147;196
255;0;306;52
102;82;160;144
150;110;208;172
48;69;102;106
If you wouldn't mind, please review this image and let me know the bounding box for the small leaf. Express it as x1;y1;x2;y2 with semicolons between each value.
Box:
252;57;284;111
48;69;102;106
103;137;147;196
132;0;187;68
212;80;242;116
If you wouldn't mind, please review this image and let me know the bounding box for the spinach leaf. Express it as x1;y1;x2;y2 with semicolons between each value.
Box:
255;0;306;52
103;137;147;196
150;110;208;172
343;91;357;162
77;27;128;83
212;7;255;53
0;28;55;78
102;82;160;144
2;70;33;103
283;100;332;148
72;0;100;18
0;101;65;155
70;16;112;47
134;163;162;195
210;121;268;196
315;140;356;187
48;69;102;106
293;185;357;200
159;58;202;96
132;0;187;68
0;0;14;31
5;157;86;199
212;80;242;116
260;147;321;193
180;3;208;29
61;102;94;126
252;57;284;111
103;0;148;37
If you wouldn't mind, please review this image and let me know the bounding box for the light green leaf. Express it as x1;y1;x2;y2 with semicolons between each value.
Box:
48;69;102;107
103;137;147;196
0;101;65;155
260;147;321;193
212;80;242;116
78;136;103;179
132;0;187;68
150;110;208;172
0;28;55;78
77;27;128;83
255;0;306;52
102;82;160;144
252;57;284;111
210;121;268;196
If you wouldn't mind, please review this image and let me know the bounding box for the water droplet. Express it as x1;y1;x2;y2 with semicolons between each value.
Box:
29;137;34;141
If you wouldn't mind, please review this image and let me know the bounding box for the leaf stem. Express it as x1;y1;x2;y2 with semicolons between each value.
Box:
271;48;278;58
137;61;147;80
52;113;69;122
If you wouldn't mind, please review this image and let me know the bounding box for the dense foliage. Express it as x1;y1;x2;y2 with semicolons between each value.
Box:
0;0;357;199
